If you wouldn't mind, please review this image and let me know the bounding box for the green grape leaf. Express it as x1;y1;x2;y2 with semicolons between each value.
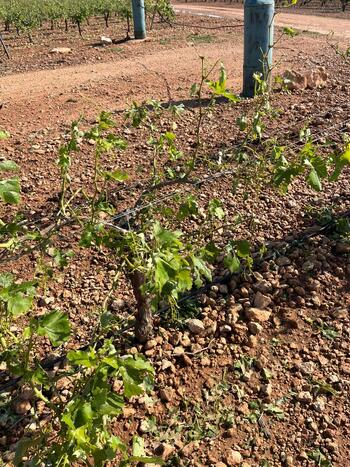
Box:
67;349;97;368
154;257;171;292
234;240;250;258
132;435;145;458
74;402;93;428
37;310;71;346
92;388;124;416
8;295;33;317
119;367;144;398
330;146;350;181
103;169;129;182
224;253;240;273
0;160;19;172
208;199;225;220
0;178;20;204
283;26;298;37
0;130;10;140
307;168;322;191
0;272;14;288
177;269;193;291
122;356;154;374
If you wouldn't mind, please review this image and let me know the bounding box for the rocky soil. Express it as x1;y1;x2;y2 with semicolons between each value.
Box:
0;9;350;467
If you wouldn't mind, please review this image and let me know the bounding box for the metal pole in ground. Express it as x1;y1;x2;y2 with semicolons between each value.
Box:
242;0;274;97
131;0;147;39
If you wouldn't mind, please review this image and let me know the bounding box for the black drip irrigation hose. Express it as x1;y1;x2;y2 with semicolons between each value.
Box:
0;208;349;394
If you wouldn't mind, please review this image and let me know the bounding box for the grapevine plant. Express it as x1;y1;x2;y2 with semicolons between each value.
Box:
0;61;349;466
0;0;174;41
0;129;162;465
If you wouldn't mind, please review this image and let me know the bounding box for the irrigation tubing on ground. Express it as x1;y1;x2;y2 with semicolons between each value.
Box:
0;208;349;395
0;114;348;266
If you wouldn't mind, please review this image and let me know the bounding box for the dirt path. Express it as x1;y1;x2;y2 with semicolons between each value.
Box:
0;42;245;133
1;43;242;101
175;3;350;38
0;9;347;134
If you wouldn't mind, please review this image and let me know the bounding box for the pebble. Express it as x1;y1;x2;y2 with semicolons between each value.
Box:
276;256;291;267
155;443;175;460
253;291;272;309
247;335;258;348
13;400;31;415
159;387;176;403
219;284;228;294
245;308;271;323
220;324;232;334
228;303;243;322
312;397;327;413
50;47;71;54
161;360;175;372
260;383;273;398
302;260;315;272
254;279;272;293
297;391;313;404
100;35;112;45
144;339;157;350
281;310;299;329
173;346;185;356
201;356;211;366
326;441;338;452
226;450;242;465
248;321;263;335
181;335;192;347
187;318;205;335
295;286;306;297
335;242;350;254
299;361;315;376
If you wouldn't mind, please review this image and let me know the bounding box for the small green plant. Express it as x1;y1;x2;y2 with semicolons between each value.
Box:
188;34;213;44
234;355;255;379
0;131;21;205
14;343;161;466
310;379;339;397
307;449;332;466
0;268;159;465
246;399;285;424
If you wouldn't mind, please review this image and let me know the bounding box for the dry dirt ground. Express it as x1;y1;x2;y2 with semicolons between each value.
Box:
0;7;349;133
0;7;350;467
174;3;350;38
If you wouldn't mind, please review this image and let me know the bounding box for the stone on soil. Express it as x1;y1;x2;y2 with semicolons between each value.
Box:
297;391;313;404
13;400;31;415
335;242;350;254
253;291;271;309
187;318;205;335
226;450;242;465
100;35;112;45
159;387;176;403
245;308;271;323
50;47;71;54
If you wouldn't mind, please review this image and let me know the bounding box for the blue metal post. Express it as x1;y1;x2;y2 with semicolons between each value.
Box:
242;0;274;97
131;0;146;40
